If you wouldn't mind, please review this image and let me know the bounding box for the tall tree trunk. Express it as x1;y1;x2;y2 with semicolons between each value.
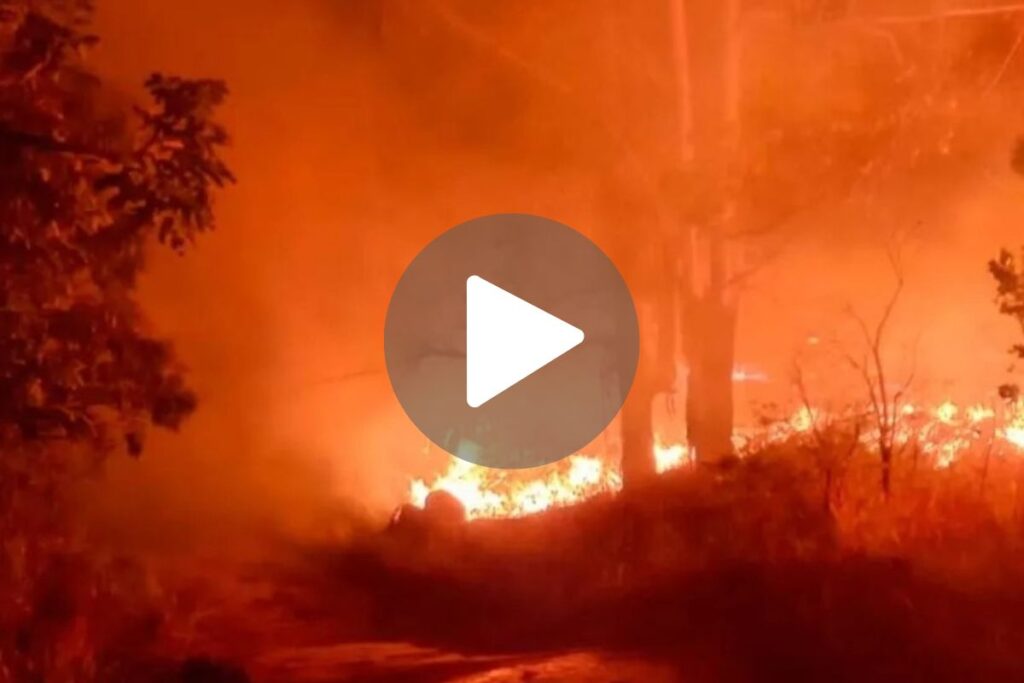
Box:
621;250;678;486
615;4;681;487
674;0;742;464
684;292;737;462
621;366;657;485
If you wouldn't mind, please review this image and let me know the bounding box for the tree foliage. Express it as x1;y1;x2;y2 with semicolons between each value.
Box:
0;0;233;457
0;2;232;678
989;138;1024;402
990;246;1024;401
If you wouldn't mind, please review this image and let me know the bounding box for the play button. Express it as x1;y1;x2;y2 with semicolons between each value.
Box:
384;214;639;469
466;275;585;408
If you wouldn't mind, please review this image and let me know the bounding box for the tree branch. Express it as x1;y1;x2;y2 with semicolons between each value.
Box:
875;4;1024;24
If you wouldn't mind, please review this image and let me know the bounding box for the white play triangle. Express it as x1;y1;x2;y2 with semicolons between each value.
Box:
466;275;585;408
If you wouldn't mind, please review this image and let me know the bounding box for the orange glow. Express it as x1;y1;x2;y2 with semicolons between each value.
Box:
409;400;1024;520
1003;403;1024;450
935;400;959;424
409;453;623;520
654;438;691;474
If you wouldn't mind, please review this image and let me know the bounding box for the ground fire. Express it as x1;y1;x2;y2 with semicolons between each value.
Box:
408;400;1024;520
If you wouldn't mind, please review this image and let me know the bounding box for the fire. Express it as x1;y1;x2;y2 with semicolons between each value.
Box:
1003;403;1024;450
790;405;819;432
409;453;623;520
408;400;1024;520
967;405;996;423
654;438;691;473
935;400;959;424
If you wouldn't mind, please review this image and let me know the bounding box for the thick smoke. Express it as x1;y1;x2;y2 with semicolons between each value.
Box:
77;0;1024;551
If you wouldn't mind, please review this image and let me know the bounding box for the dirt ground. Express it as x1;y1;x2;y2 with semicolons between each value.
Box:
145;458;1024;683
253;643;678;683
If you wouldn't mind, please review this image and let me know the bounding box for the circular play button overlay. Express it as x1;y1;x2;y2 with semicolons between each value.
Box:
384;214;639;469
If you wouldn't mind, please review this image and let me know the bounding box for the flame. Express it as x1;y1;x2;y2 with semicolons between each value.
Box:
654;438;690;473
790;405;819;432
408;400;1024;520
935;400;959;424
409;454;623;520
967;404;996;423
1002;402;1024;450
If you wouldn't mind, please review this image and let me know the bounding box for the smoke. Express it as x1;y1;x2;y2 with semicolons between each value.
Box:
77;0;607;551
75;0;1024;552
78;0;412;551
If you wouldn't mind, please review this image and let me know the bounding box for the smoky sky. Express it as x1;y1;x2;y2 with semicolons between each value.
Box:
76;0;1024;550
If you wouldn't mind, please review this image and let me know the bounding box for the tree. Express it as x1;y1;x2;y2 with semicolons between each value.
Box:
351;0;1024;483
988;137;1024;402
990;245;1024;402
0;0;233;454
665;0;742;470
842;244;914;498
652;0;1021;474
0;1;232;678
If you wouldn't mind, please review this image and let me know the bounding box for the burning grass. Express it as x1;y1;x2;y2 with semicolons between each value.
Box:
407;399;1024;521
15;407;1024;682
10;400;1024;682
307;398;1024;680
313;435;1024;682
313;421;1024;682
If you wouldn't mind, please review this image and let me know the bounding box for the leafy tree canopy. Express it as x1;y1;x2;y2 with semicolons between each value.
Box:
991;246;1024;401
990;140;1024;401
0;0;233;458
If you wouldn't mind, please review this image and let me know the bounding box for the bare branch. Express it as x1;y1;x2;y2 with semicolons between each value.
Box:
838;235;912;495
893;332;921;411
874;4;1024;24
310;367;385;387
874;240;906;350
850;23;907;67
987;26;1024;93
418;0;570;94
847;305;876;352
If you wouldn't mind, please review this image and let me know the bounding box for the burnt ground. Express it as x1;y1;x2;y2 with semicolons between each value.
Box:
147;454;1024;683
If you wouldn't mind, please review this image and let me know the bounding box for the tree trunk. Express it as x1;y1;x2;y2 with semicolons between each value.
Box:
614;3;684;487
880;446;892;499
684;293;737;462
674;0;742;464
621;370;657;485
622;248;678;486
